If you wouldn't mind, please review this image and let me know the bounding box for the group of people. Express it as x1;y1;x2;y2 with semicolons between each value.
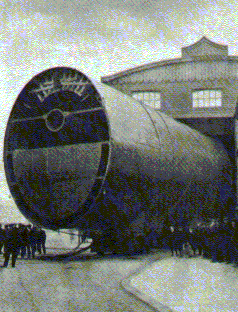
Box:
0;223;46;268
163;219;238;265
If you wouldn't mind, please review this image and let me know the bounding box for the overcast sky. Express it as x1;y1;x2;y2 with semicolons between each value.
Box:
1;0;238;223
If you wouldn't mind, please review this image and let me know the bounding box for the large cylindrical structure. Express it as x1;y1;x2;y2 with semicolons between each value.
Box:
4;67;233;234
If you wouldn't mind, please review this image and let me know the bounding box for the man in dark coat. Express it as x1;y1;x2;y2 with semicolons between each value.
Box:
28;225;39;258
37;229;47;255
170;226;188;256
188;226;204;256
19;224;31;259
2;225;22;268
0;224;5;254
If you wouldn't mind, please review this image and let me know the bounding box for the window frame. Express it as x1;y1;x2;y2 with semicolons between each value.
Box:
131;91;161;109
192;89;222;108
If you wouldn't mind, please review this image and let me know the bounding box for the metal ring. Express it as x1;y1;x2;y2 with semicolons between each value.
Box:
45;109;65;132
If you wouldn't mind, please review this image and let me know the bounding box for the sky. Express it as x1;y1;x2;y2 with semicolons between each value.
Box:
1;0;238;223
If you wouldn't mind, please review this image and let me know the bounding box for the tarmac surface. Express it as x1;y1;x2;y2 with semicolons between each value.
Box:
1;245;238;312
125;255;238;312
0;247;170;312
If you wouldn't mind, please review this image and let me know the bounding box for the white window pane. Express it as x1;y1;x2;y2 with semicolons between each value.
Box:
143;93;149;100
193;90;222;108
199;100;202;107
132;93;140;100
193;92;199;99
198;91;203;98
215;90;222;99
154;101;160;109
204;91;209;99
210;91;216;98
210;99;216;107
193;99;198;107
132;92;161;108
215;98;222;107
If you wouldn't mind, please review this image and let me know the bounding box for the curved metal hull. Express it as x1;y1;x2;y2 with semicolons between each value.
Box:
4;67;233;240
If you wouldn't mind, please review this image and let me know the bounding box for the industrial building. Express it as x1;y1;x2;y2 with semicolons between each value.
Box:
4;48;236;251
101;37;238;215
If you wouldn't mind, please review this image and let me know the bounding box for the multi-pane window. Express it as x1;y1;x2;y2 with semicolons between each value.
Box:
192;90;222;108
132;92;161;109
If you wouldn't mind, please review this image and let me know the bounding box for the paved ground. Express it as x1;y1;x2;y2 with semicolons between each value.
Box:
4;243;238;312
125;256;238;312
0;249;170;312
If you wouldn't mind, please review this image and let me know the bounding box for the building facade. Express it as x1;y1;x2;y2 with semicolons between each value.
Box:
101;37;238;216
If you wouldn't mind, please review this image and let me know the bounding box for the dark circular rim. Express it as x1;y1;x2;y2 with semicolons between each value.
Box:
4;66;111;229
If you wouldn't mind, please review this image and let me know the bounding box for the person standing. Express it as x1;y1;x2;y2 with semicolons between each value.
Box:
19;224;31;259
34;228;47;255
38;229;46;255
0;224;5;254
2;225;22;268
28;225;38;258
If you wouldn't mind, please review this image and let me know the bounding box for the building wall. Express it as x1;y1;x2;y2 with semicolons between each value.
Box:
105;61;238;119
101;38;238;215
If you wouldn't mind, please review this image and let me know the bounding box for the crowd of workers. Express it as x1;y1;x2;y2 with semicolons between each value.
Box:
1;218;238;267
0;223;46;268
163;218;238;264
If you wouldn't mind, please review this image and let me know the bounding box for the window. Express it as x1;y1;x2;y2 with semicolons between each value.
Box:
192;90;222;108
132;92;161;109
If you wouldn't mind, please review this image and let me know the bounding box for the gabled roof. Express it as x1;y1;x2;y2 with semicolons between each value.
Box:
182;36;228;58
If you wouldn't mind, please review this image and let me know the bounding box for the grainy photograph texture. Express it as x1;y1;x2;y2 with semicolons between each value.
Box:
1;1;238;311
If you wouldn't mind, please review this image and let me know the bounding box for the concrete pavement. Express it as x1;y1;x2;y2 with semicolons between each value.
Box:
124;256;238;312
0;249;169;312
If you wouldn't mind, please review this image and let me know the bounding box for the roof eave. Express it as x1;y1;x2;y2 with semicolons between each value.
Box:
101;55;238;83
